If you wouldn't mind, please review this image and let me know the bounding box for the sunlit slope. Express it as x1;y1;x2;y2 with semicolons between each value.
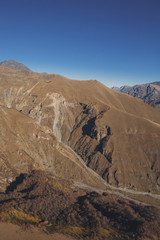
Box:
0;105;103;191
0;67;160;193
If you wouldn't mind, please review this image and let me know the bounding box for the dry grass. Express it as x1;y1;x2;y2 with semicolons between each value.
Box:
0;208;128;240
0;207;40;225
41;224;128;240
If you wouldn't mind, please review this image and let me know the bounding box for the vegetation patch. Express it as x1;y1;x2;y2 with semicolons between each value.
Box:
39;224;128;240
0;207;41;225
0;170;159;240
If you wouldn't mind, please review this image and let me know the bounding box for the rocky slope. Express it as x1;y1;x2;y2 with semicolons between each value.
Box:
0;170;160;240
0;105;106;192
0;66;160;194
0;60;31;72
112;82;160;106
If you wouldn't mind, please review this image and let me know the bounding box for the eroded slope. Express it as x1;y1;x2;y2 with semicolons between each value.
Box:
0;105;105;192
0;67;160;193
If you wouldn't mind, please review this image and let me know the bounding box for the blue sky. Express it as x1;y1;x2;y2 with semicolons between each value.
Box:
0;0;160;87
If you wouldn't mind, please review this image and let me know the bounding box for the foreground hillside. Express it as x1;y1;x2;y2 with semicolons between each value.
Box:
0;222;74;240
0;66;160;194
0;170;160;240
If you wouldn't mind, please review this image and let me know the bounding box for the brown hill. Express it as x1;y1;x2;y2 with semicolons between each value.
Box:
0;66;160;194
0;60;31;72
0;105;105;192
0;170;160;240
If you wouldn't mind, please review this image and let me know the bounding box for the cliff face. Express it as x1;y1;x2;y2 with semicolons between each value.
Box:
0;67;160;194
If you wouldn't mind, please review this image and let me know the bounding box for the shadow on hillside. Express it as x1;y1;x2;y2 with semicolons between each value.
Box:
5;173;26;194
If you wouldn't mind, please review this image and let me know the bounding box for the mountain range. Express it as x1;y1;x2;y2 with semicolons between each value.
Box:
0;60;160;239
112;82;160;106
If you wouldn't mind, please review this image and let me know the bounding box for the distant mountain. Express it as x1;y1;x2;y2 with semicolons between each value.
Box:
152;81;160;86
0;59;31;71
112;82;160;106
112;85;130;92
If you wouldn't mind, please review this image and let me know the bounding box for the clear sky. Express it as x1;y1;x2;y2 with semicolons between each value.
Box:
0;0;160;87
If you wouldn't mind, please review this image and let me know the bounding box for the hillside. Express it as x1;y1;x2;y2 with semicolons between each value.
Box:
0;105;106;192
0;66;160;239
0;170;160;240
0;66;160;194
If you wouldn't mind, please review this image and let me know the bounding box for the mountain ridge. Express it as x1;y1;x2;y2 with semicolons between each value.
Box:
0;59;31;72
112;81;160;106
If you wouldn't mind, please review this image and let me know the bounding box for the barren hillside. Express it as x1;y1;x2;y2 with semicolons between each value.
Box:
0;66;160;194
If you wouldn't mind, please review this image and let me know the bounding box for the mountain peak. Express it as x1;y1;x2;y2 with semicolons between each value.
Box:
0;59;32;72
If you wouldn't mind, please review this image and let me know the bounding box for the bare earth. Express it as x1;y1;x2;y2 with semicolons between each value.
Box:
0;222;75;240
